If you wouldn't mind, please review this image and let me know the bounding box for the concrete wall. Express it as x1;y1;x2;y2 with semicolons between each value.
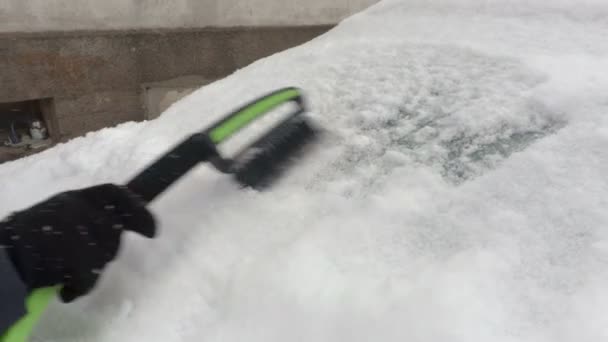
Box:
0;26;331;141
0;0;378;32
0;0;378;162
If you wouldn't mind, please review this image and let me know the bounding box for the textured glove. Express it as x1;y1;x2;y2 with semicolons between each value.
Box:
0;184;156;302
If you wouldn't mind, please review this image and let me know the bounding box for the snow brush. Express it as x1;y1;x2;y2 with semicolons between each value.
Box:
127;86;317;199
3;87;317;342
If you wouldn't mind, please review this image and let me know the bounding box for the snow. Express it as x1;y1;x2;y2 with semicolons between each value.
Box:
1;0;608;341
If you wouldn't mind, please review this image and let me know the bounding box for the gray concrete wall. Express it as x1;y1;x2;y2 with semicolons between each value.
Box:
0;0;378;32
0;26;331;141
0;0;379;161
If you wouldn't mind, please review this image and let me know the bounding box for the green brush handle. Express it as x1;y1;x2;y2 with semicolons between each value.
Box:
127;133;218;203
2;87;305;342
204;87;303;144
1;286;60;342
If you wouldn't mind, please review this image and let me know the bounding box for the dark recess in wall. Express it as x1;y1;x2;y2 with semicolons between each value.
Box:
0;98;54;163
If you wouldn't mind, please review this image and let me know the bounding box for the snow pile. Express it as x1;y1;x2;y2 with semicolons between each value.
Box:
1;0;607;341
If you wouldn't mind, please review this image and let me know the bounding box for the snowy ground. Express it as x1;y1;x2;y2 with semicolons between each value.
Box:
1;0;608;341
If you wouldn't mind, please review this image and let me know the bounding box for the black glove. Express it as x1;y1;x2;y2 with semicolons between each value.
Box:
0;184;156;303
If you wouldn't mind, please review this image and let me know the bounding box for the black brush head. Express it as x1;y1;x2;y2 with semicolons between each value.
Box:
233;117;317;189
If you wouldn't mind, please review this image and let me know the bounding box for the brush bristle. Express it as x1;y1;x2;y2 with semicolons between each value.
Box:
233;117;316;189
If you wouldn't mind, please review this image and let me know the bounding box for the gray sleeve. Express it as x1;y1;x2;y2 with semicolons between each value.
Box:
0;249;27;334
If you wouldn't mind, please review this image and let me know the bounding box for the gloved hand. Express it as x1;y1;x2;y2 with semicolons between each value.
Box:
0;184;156;303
